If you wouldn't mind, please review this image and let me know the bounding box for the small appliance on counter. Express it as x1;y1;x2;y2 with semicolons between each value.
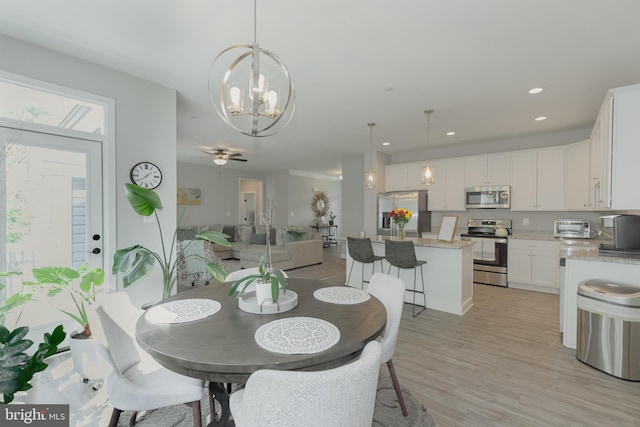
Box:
553;219;591;239
599;215;640;255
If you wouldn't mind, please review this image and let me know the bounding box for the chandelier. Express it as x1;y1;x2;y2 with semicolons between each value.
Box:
421;109;435;185
365;122;376;189
208;0;295;137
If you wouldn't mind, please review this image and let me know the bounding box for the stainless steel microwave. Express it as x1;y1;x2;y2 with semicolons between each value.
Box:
465;185;510;209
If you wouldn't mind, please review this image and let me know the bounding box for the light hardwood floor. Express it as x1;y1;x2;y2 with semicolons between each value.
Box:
26;245;640;426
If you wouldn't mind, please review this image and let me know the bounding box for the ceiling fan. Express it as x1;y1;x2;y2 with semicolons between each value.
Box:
201;148;248;166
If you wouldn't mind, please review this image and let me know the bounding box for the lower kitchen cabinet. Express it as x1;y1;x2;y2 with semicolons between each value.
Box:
507;239;559;293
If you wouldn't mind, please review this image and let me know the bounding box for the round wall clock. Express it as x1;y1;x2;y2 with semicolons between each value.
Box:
130;162;162;189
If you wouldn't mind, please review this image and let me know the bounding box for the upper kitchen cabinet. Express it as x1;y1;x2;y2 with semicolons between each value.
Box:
427;157;466;211
590;83;640;210
385;162;425;191
464;153;511;187
511;147;564;211
564;140;591;210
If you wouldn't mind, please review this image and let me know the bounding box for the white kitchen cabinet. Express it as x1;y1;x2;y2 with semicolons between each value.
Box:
563;140;590;210
590;83;640;210
507;239;559;292
385;162;425;191
427;157;466;211
510;147;564;211
464;153;511;187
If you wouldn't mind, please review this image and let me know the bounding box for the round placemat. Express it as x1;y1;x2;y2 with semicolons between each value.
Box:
145;299;221;324
313;286;371;305
254;317;340;354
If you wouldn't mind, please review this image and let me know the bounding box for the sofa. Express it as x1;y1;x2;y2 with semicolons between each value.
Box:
176;224;323;272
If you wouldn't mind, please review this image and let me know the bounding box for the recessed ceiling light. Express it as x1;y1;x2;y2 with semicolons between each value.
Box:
382;142;390;146
529;87;544;94
446;131;456;136
535;116;547;121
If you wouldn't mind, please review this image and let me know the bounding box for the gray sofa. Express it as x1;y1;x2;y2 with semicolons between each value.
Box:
176;224;323;271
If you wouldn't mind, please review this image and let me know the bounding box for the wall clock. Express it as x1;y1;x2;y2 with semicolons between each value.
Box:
130;162;162;189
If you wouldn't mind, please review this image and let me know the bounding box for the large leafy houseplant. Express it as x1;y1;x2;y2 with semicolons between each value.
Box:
112;183;231;299
0;272;66;404
23;265;105;338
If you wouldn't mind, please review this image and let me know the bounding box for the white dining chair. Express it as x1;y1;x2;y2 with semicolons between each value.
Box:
229;340;382;427
225;267;288;282
367;272;409;417
94;292;205;427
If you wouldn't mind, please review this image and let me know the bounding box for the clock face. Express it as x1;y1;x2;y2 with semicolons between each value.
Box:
130;162;162;189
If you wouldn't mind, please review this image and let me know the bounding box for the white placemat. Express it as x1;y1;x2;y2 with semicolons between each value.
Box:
145;299;221;324
313;287;371;305
254;317;340;354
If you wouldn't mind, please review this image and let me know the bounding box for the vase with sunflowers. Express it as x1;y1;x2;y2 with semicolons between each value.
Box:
389;208;412;240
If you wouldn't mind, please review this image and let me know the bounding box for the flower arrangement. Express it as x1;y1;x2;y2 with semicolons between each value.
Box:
389;208;412;239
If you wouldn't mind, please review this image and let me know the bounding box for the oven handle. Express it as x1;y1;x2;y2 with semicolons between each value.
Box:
461;236;508;244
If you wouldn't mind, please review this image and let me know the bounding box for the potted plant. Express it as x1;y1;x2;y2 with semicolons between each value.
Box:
228;256;288;304
228;201;287;305
0;272;66;404
328;211;336;226
112;183;231;299
22;265;105;381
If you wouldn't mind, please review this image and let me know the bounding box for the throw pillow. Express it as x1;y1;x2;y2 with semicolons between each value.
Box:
222;225;236;242
285;230;307;243
250;233;267;245
269;228;277;245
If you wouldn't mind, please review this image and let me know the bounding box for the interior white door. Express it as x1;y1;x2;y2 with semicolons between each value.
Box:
1;127;103;341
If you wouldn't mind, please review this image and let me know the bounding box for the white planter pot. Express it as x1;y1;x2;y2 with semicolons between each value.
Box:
70;332;108;381
254;281;274;305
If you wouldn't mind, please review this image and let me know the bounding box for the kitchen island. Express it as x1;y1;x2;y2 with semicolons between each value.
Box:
346;236;474;315
562;253;640;349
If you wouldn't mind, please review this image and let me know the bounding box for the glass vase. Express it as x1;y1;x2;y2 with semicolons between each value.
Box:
398;224;405;240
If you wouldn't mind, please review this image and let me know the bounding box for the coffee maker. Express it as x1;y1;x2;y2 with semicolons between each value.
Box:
600;215;640;250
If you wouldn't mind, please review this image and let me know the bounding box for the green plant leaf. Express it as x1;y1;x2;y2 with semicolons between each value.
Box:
0;293;33;316
270;276;279;301
32;266;79;285
7;327;29;345
228;275;260;296
0;353;30;368
0;272;20;278
196;231;232;248
124;183;163;216
1;340;33;357
112;246;157;287
78;268;105;293
205;262;227;282
0;326;9;344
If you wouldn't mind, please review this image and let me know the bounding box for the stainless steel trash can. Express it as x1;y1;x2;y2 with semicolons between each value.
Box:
577;279;640;381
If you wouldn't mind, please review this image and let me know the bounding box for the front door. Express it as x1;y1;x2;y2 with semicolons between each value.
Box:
1;127;103;342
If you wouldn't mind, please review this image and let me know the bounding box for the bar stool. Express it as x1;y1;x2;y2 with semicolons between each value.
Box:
347;237;385;289
384;240;427;317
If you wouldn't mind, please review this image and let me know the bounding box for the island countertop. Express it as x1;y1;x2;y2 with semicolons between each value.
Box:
370;235;474;249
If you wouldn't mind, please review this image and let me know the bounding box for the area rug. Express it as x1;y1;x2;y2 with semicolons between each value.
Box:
116;370;436;426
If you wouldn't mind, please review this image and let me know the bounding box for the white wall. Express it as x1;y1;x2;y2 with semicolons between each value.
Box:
176;162;264;227
287;172;342;228
1;34;177;306
341;157;366;238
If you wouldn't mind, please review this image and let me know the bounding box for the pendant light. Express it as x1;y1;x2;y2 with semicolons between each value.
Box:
365;122;376;189
421;109;435;185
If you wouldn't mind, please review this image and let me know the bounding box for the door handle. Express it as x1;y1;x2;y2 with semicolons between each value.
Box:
90;248;101;254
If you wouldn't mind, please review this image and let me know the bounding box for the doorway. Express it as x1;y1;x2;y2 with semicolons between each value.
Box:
1;127;103;340
239;179;263;225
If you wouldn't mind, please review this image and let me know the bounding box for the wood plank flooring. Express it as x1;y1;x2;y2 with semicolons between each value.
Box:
25;246;640;426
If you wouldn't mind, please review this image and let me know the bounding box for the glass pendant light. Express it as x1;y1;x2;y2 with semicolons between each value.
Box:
365;122;376;189
421;109;435;185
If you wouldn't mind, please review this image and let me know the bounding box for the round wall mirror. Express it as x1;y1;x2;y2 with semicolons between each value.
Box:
311;191;330;218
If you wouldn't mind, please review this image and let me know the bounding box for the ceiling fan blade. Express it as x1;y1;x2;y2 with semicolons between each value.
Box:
229;158;248;162
228;153;243;157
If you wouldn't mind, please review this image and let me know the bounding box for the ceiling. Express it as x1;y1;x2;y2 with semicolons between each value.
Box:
2;0;640;178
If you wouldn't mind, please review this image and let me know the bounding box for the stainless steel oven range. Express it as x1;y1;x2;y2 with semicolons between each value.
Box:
460;219;512;287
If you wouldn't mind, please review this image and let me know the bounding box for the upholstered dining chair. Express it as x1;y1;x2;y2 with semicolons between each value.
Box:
229;340;382;427
367;273;409;417
347;236;385;289
224;267;288;282
384;239;427;317
94;292;205;427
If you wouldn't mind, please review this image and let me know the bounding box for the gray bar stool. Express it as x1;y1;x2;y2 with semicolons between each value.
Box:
347;237;385;289
384;240;427;317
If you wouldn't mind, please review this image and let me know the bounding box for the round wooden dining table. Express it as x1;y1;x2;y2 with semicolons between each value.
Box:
136;278;386;426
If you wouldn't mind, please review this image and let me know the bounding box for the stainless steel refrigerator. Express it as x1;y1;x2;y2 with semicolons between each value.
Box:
378;191;431;237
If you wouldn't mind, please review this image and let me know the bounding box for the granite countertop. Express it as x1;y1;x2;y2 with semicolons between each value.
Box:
371;235;473;249
565;252;640;265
